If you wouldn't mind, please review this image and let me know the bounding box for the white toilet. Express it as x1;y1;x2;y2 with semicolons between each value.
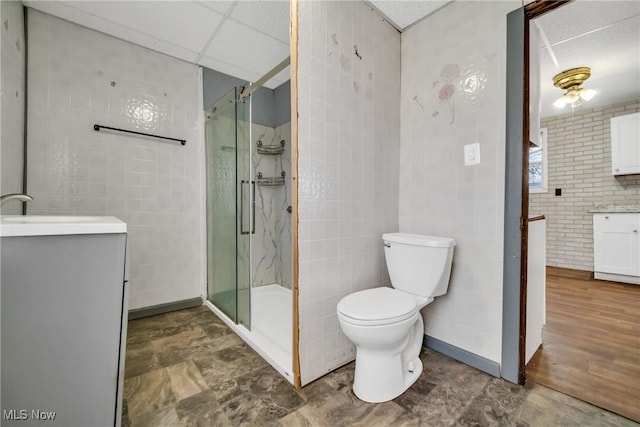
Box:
337;232;455;403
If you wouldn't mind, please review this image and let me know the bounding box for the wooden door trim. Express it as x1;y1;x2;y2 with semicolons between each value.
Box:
515;0;571;384
290;0;301;389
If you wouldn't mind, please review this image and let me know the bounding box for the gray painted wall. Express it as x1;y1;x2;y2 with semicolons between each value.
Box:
273;80;291;127
502;6;525;384
202;67;290;128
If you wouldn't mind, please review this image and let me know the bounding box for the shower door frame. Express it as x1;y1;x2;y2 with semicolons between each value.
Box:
203;0;300;387
205;87;252;330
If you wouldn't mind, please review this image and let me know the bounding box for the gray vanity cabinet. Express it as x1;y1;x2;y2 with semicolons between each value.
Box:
1;232;128;426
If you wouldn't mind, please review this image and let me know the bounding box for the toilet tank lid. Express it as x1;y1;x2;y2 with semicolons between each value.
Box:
383;233;455;248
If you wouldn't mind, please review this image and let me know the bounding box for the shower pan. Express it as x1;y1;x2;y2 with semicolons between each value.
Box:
204;65;293;383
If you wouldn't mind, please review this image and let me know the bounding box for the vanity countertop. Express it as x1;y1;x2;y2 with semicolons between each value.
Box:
0;215;127;237
588;206;640;213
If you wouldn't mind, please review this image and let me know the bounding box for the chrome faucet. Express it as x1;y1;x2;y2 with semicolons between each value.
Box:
1;193;34;205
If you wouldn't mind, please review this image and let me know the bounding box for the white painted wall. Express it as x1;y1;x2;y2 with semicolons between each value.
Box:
1;0;25;214
297;0;401;385
400;1;519;364
526;218;545;364
26;10;205;310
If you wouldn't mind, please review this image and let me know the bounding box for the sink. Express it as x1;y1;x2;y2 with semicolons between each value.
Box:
1;215;126;237
3;215;108;223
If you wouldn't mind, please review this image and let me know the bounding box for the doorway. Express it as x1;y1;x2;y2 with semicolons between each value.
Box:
504;0;640;421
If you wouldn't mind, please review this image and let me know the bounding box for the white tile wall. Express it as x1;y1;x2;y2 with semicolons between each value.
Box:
1;1;25;214
530;99;640;271
400;1;519;363
297;0;401;385
26;10;205;309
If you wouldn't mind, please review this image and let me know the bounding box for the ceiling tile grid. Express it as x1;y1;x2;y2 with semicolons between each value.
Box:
25;0;291;88
202;18;289;84
22;0;640;115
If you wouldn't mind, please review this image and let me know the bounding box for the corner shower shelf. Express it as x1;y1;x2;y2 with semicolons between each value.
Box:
257;139;285;155
257;171;285;186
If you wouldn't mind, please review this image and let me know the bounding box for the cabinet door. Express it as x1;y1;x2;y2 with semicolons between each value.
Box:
611;112;640;175
593;214;640;276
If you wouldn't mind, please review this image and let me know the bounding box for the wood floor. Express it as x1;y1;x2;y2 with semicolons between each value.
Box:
526;267;640;422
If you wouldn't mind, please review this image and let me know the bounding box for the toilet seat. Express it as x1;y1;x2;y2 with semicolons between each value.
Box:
337;287;418;326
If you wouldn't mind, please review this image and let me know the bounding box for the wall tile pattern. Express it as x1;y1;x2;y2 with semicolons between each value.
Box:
1;1;25;214
26;10;205;309
530;99;640;271
400;1;519;363
297;1;401;385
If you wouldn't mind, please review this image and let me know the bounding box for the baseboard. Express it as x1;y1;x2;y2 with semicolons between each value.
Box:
547;266;594;280
423;335;501;377
594;272;640;285
128;297;203;320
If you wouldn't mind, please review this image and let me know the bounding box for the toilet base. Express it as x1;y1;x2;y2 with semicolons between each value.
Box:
352;353;423;403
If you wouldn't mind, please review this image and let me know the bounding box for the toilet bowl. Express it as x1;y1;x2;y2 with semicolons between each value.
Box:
337;232;455;403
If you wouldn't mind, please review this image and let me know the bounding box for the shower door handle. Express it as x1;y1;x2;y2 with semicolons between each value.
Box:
240;180;256;235
251;180;256;234
240;180;249;235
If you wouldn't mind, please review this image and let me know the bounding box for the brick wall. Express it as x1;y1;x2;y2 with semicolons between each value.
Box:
530;98;640;271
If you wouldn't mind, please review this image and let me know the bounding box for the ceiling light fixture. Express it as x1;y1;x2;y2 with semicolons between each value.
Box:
552;67;597;109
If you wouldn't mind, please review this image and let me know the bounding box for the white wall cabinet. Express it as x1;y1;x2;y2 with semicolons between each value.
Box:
593;213;640;285
611;112;640;176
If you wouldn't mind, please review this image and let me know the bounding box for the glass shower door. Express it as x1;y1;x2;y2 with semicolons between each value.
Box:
205;88;251;328
236;93;251;329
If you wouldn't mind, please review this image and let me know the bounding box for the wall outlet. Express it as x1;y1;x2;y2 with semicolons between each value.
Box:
464;143;481;166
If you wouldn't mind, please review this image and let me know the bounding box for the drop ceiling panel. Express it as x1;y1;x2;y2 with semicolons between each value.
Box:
541;18;640;81
194;0;237;16
231;1;290;44
38;1;223;56
24;1;206;63
198;55;263;86
535;0;640;45
368;0;451;30
203;19;289;84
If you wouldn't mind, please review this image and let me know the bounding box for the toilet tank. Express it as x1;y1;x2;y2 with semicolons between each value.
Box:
383;233;455;298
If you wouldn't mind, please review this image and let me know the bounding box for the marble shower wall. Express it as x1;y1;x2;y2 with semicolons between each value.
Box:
1;1;25;214
251;121;292;289
297;1;401;385
400;1;519;363
26;10;205;310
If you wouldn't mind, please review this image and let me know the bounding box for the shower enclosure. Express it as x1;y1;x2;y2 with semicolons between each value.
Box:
204;71;293;382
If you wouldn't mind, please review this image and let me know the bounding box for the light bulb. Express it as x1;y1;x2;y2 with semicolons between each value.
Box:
553;97;567;108
565;90;580;103
580;88;597;101
571;97;584;108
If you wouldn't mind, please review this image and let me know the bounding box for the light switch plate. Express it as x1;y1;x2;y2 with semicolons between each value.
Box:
464;143;481;166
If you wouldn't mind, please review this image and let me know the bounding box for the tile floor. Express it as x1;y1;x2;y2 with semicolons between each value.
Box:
123;306;638;427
